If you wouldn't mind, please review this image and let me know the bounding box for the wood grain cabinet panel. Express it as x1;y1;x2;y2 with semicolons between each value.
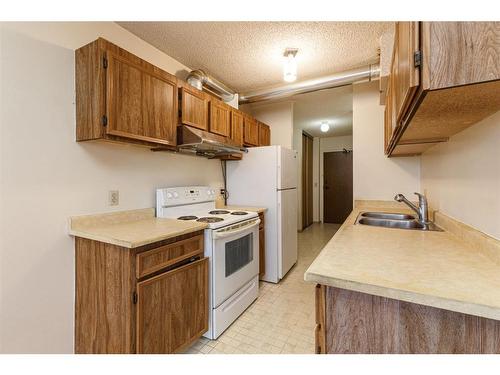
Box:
209;99;231;137
106;52;177;146
258;122;271;146
76;38;178;148
75;231;208;354
136;234;204;279
179;86;209;131
393;21;420;124
258;212;265;277
243;116;259;146
385;22;500;156
317;286;500;354
230;110;244;146
136;258;209;354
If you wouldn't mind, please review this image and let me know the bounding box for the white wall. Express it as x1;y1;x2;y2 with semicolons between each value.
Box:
353;81;421;201
317;136;353;222
0;23;224;353
421;111;500;240
250;101;294;149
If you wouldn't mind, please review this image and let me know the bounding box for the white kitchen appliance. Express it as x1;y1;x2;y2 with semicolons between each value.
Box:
226;145;298;283
156;186;259;339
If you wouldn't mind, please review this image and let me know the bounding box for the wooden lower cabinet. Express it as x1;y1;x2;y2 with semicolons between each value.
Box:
315;285;500;354
137;258;208;354
258;212;265;277
75;231;208;354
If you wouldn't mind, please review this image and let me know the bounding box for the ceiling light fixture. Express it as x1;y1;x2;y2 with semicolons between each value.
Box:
320;122;330;133
283;48;298;83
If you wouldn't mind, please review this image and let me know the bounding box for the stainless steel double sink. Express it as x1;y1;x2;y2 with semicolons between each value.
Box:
355;212;442;231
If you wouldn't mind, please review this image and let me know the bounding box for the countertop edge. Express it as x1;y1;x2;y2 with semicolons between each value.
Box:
69;224;207;249
304;271;500;321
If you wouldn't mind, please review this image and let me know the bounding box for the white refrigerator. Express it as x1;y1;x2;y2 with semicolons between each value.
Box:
226;145;298;283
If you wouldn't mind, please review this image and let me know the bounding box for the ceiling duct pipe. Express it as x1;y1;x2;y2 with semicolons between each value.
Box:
239;63;380;104
187;69;236;103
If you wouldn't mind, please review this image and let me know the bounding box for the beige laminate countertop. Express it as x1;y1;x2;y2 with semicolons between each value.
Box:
304;201;500;321
69;208;208;248
217;205;267;214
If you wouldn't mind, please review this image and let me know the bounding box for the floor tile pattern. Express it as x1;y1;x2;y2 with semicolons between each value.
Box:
184;223;340;354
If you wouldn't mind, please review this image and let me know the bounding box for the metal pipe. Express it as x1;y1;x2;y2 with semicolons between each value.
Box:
187;69;236;103
239;63;380;104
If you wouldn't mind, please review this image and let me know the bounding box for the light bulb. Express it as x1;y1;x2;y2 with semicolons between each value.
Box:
283;50;297;82
320;122;330;132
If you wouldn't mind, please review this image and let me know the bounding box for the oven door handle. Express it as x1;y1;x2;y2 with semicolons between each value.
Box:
213;219;261;239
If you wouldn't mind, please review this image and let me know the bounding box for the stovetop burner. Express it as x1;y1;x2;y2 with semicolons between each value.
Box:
231;211;248;216
177;215;198;220
197;217;224;223
209;210;230;215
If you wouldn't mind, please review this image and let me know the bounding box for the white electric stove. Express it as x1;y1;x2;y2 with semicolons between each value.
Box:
156;186;260;339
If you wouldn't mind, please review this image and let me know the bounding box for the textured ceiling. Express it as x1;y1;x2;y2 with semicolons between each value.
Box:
293;85;352;138
117;21;393;92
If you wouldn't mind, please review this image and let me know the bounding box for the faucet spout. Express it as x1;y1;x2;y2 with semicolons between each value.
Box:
394;194;421;218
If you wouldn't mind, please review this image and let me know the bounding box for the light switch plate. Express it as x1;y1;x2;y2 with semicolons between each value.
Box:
109;190;119;206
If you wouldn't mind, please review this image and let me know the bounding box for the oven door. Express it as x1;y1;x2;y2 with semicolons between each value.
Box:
212;218;260;307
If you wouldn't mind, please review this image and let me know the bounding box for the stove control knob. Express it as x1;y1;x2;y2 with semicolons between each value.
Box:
173;192;179;198
166;192;173;199
207;190;212;195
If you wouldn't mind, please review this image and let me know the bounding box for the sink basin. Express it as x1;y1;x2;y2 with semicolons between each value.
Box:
361;212;415;220
358;217;424;229
355;212;442;232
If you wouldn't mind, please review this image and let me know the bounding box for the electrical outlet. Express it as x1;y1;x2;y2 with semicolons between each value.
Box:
108;190;119;206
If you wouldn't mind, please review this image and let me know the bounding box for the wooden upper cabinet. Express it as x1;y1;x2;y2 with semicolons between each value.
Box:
385;22;500;157
243;116;259;146
209;99;231;137
230;110;244;146
76;38;178;147
136;257;208;354
258;122;271;146
393;22;420;124
179;85;209;131
423;22;500;90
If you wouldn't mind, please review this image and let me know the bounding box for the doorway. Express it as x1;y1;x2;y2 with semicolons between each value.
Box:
323;150;353;224
302;133;314;229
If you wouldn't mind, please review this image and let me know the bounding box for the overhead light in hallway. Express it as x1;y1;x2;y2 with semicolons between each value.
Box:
320;121;330;133
283;48;298;82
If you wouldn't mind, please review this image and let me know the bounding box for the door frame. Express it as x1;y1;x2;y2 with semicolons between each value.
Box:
301;132;314;230
320;147;353;223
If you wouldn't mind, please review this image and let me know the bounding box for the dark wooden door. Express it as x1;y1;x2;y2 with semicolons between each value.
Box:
323;151;353;224
302;133;314;229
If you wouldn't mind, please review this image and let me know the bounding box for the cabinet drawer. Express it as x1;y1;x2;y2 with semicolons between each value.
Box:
136;234;204;279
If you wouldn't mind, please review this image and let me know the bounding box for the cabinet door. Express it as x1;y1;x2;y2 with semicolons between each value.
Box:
209;100;231;136
243;116;259;146
180;86;209;130
258;122;271;146
106;51;177;146
393;22;420;124
136;258;208;354
230;110;244;146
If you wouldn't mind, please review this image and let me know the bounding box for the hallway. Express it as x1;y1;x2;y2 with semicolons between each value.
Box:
185;223;341;354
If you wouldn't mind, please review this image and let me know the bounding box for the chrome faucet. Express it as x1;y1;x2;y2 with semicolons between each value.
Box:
394;192;430;225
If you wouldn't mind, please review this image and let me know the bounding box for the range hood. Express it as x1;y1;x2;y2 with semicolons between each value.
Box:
176;125;248;158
